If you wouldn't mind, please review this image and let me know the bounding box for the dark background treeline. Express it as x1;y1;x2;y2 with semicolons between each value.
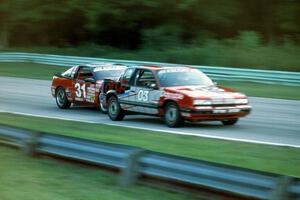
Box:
0;0;299;70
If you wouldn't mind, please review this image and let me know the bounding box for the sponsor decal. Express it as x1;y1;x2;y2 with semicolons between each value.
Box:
158;68;190;74
181;113;191;117
96;83;102;89
75;97;84;101
93;66;125;72
213;108;241;114
86;98;94;103
163;92;184;100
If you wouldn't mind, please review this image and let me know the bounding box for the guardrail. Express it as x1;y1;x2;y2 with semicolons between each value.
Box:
0;124;299;200
0;52;300;86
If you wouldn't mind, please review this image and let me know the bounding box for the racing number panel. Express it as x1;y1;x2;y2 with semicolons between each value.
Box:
118;69;161;115
73;66;97;104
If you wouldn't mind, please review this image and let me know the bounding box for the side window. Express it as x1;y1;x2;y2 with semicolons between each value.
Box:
76;67;93;80
61;67;74;78
135;70;156;87
70;66;78;78
121;68;135;85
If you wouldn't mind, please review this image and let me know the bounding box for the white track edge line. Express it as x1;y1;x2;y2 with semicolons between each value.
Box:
1;110;299;148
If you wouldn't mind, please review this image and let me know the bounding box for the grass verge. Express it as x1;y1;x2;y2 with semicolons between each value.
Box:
0;113;300;177
0;62;299;100
0;62;67;80
0;146;198;200
219;81;300;100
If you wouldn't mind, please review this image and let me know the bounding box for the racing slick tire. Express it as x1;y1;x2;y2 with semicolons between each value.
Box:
222;118;238;126
55;87;71;109
108;96;125;121
164;102;183;128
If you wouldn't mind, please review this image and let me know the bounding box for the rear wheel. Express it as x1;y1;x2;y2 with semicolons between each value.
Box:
164;102;183;127
222;118;238;126
108;96;125;121
55;87;71;109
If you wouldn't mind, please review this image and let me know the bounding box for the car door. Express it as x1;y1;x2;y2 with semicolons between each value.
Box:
73;66;96;105
117;68;137;110
131;69;161;115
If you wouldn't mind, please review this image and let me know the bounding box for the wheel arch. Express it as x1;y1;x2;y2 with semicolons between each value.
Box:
105;90;117;102
55;85;65;95
162;99;178;114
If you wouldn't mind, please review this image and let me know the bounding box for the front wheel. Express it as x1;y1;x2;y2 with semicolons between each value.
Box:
222;118;238;126
55;87;71;109
164;102;183;127
108;96;125;121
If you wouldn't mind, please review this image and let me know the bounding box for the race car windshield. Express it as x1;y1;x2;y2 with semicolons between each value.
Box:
158;69;213;87
93;70;124;80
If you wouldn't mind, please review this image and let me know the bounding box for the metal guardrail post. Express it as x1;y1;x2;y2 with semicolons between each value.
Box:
22;132;41;157
119;149;146;186
270;176;293;200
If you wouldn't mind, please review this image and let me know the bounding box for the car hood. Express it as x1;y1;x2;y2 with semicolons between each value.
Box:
164;85;246;99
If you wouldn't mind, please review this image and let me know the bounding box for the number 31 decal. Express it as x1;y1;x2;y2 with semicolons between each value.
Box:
138;90;149;102
75;83;86;98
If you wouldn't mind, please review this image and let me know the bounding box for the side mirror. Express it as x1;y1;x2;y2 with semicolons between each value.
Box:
149;83;158;90
85;77;95;83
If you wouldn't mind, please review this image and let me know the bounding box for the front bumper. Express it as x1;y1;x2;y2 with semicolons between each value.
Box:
180;105;251;121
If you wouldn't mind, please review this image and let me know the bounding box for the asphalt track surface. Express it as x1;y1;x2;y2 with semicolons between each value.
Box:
1;76;300;147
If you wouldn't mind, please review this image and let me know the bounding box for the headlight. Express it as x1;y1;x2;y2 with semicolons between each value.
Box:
235;98;248;104
193;99;212;105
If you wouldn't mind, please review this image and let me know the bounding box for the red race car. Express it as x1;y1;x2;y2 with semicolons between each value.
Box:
51;63;127;111
101;66;252;127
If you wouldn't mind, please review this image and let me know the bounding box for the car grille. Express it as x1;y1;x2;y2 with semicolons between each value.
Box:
211;98;235;105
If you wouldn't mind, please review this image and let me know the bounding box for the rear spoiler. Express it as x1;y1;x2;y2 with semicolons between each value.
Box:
54;72;62;77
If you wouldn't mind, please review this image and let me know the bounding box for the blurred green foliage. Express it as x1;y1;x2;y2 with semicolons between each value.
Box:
0;0;300;70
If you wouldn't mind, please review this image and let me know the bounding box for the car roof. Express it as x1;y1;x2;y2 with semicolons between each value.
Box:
84;63;126;68
128;65;193;71
74;63;127;71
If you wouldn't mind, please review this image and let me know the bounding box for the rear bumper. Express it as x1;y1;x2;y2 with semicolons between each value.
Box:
51;86;56;97
180;105;251;121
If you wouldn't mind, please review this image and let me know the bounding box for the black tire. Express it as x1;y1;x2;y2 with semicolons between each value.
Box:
222;118;238;126
98;93;108;114
164;102;183;127
55;87;71;109
108;96;125;121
